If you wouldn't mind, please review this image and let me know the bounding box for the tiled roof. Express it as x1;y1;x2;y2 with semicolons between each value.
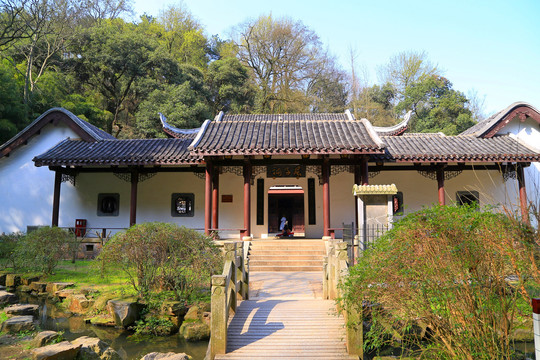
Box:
190;114;385;155
460;102;540;137
0;108;115;158
33;138;200;167
375;134;540;162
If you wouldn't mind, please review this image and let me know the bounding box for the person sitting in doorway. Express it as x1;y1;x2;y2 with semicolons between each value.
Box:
279;215;293;237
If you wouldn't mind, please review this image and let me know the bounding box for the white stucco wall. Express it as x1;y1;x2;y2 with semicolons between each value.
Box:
55;163;518;239
0;124;80;233
496;116;540;222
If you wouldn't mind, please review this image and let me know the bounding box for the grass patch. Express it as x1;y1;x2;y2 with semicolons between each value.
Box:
0;312;8;324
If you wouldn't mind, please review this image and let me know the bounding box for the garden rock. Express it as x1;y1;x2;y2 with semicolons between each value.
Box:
183;306;199;321
107;300;143;328
69;294;95;313
22;276;40;285
32;341;81;360
30;282;48;293
33;331;63;347
86;315;116;327
71;336;120;360
0;285;5;290
179;322;210;341
162;301;187;317
55;289;75;299
0;290;18;304
5;274;21;288
5;304;39;316
1;315;35;333
140;352;191;360
46;282;74;294
19;285;32;292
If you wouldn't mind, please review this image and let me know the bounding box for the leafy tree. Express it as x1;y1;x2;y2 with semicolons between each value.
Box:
378;50;440;106
0;58;26;143
397;75;475;134
136;64;211;138
236;14;323;113
206;57;255;115
67;19;158;135
157;4;208;68
307;56;348;113
354;83;397;126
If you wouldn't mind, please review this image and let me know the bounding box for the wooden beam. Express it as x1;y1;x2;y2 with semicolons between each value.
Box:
205;161;213;235
129;170;138;227
52;171;61;226
322;157;330;237
517;165;529;224
243;160;252;237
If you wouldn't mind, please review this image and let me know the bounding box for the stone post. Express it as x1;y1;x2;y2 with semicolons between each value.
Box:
328;241;336;299
346;305;363;358
236;242;246;301
322;256;328;299
335;242;348;300
211;275;227;357
223;242;237;313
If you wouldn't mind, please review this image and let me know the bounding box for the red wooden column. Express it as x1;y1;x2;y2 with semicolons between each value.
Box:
52;170;62;227
517;165;529;224
129;170;139;227
243;160;252;238
436;166;445;206
361;156;369;185
212;167;219;230
322;157;331;237
204;160;213;235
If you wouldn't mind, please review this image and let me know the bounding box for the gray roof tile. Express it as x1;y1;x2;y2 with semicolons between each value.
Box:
33;138;200;167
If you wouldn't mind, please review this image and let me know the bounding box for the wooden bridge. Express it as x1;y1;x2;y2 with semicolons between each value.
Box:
207;240;362;360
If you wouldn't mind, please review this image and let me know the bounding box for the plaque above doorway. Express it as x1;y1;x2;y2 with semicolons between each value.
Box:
267;165;305;178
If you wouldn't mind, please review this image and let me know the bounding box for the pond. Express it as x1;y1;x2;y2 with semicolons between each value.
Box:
18;292;208;360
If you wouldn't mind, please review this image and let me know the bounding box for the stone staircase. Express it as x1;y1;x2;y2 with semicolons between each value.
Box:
248;240;325;272
214;299;357;360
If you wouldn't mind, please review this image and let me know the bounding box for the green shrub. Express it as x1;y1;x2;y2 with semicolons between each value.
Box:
98;222;222;301
14;227;72;275
0;232;23;270
342;205;540;360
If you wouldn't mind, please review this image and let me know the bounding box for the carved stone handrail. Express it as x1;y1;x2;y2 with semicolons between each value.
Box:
209;241;249;359
323;240;363;358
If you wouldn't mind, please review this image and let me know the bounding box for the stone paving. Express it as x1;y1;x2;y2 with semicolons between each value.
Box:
248;271;323;299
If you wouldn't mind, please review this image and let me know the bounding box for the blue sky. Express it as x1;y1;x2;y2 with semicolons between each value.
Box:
132;0;540;116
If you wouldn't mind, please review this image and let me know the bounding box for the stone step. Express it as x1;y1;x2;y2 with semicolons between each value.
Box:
249;265;323;272
248;254;323;260
249;258;322;266
249;250;325;256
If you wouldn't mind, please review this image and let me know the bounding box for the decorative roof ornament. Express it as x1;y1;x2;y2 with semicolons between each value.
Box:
159;113;201;139
353;184;398;196
373;111;412;136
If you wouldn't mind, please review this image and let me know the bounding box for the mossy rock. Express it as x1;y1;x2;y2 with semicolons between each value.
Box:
179;321;210;341
183;306;199;321
86;315;116;327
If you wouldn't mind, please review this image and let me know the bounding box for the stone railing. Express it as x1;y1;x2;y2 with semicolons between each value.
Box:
323;240;363;359
208;241;249;360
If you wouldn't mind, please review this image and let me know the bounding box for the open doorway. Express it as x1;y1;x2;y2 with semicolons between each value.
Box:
268;185;305;236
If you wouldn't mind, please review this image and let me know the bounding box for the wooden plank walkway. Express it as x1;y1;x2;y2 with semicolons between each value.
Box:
214;271;357;360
